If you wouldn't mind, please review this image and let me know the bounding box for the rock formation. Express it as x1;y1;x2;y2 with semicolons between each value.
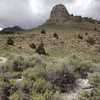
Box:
46;4;99;24
47;4;70;24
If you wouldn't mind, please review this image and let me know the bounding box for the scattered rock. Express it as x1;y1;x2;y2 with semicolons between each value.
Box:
0;57;7;64
76;79;93;89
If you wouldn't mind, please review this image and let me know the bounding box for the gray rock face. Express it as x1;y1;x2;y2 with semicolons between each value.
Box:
47;4;70;24
46;4;99;24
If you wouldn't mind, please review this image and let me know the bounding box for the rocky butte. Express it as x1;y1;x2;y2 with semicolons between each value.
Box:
47;4;100;24
47;4;70;24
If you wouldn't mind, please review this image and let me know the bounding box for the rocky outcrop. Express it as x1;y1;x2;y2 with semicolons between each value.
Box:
47;4;70;24
46;4;100;24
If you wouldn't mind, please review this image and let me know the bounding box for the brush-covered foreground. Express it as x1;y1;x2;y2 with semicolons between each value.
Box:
0;47;100;100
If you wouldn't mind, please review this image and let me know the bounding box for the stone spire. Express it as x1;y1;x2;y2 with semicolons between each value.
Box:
47;4;70;24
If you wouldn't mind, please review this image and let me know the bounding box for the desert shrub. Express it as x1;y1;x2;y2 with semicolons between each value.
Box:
23;68;39;81
9;72;22;79
86;36;95;45
49;69;76;92
23;67;46;81
12;56;26;71
88;73;100;87
31;91;45;100
29;43;36;49
78;34;83;40
74;61;92;78
52;92;63;100
17;79;33;94
31;90;61;100
9;91;21;100
9;91;31;100
35;43;48;55
85;32;88;36
33;78;52;94
41;29;46;34
79;85;100;100
0;64;12;73
68;55;94;78
45;63;76;92
68;54;82;66
0;75;12;99
53;33;59;39
94;27;97;31
6;37;14;46
12;56;35;71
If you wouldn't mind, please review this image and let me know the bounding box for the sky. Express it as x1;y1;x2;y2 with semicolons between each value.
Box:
0;0;100;29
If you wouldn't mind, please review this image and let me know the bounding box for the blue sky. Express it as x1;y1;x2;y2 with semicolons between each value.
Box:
0;0;100;29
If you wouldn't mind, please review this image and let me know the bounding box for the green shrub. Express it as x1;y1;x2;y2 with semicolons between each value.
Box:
33;78;52;94
23;67;46;81
18;79;33;94
88;73;100;87
9;91;21;100
31;90;61;100
31;91;45;100
79;89;100;100
0;63;12;73
12;56;36;71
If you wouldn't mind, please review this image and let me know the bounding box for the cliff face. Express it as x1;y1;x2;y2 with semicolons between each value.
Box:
47;4;70;24
46;4;100;24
